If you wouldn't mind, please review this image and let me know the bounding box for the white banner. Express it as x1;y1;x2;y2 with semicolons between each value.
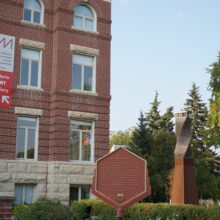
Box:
0;34;15;73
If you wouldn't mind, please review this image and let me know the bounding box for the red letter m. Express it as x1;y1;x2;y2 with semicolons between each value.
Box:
0;38;13;49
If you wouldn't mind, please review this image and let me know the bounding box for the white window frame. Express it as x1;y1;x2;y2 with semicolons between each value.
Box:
70;185;91;201
15;184;36;205
72;53;96;93
23;0;44;25
73;4;97;32
70;120;94;163
20;48;42;89
16;116;39;161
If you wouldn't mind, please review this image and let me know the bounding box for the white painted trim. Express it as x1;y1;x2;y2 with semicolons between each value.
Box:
19;48;43;89
17;85;44;91
15;117;39;161
70;44;99;56
71;26;99;35
73;3;97;32
102;0;111;3
23;0;45;25
20;20;46;28
68;111;98;120
19;39;45;50
15;107;43;116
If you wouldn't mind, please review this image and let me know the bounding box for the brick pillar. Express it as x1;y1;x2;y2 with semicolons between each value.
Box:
0;196;15;220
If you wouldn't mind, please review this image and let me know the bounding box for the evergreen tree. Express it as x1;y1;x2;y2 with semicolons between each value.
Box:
184;83;208;155
184;82;220;200
131;111;152;156
146;92;161;133
144;94;175;202
160;106;174;132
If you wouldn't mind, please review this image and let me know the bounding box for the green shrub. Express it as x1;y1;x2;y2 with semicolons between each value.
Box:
13;199;220;220
71;200;220;220
13;198;75;220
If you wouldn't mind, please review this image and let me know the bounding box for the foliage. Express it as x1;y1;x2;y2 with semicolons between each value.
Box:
207;52;220;149
13;198;75;220
183;83;220;200
184;82;208;154
71;200;220;220
131;111;152;155
109;128;133;149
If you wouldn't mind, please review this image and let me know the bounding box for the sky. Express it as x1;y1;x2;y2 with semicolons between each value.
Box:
110;0;220;131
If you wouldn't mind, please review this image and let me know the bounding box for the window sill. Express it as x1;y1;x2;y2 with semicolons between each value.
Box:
21;20;46;28
71;26;99;35
69;160;95;165
16;159;38;162
17;85;44;92
69;89;98;96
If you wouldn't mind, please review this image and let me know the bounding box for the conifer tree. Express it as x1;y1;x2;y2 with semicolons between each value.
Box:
146;92;161;133
184;83;207;155
131;111;152;155
160;106;174;132
184;82;220;200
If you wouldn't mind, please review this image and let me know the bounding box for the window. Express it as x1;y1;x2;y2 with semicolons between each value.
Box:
20;48;41;88
23;0;43;24
15;184;36;205
72;54;95;92
16;117;38;160
73;5;95;31
70;185;91;202
70;120;93;162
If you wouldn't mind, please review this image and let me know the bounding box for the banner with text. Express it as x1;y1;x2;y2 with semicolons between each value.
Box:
0;34;15;108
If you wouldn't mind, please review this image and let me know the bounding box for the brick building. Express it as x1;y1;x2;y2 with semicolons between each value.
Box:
0;0;111;205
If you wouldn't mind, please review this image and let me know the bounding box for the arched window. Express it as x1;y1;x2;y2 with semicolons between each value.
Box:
23;0;43;24
73;5;95;31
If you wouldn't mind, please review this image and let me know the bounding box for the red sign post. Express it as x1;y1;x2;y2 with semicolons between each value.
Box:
92;148;151;219
0;34;15;108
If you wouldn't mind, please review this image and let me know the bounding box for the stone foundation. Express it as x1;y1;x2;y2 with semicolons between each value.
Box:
0;160;95;205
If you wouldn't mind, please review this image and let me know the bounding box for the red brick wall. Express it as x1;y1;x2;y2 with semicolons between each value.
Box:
0;196;15;220
0;0;111;161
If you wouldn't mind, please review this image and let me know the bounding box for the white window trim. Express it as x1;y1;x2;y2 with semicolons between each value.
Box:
72;185;91;201
72;53;96;93
16;117;39;161
23;0;45;25
19;47;43;89
73;4;97;32
15;184;36;204
70;120;95;163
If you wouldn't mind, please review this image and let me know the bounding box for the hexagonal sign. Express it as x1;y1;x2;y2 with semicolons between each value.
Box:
92;148;151;217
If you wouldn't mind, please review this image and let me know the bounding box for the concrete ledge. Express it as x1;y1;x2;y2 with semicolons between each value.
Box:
19;38;45;50
0;196;16;202
68;111;98;120
15;107;43;116
69;89;98;96
70;44;99;56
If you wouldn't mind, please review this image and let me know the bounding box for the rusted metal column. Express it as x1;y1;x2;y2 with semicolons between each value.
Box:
171;112;199;205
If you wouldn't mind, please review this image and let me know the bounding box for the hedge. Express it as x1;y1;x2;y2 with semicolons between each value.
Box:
13;198;75;220
71;200;220;220
13;199;220;220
